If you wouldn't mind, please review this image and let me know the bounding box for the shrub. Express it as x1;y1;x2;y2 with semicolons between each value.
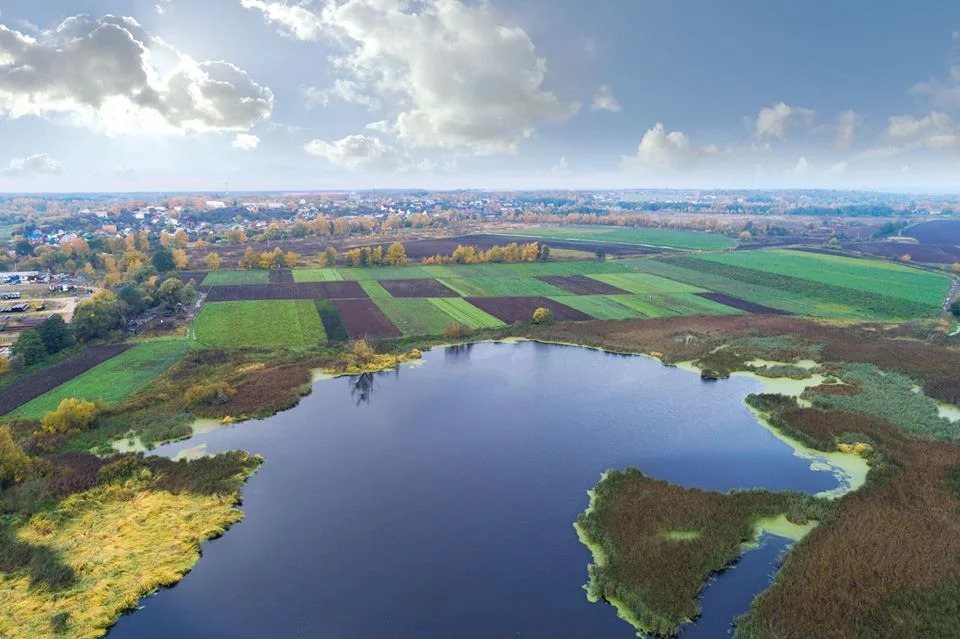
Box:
37;314;73;355
184;382;237;407
41;398;99;435
0;426;33;487
532;307;554;324
444;322;474;339
351;339;376;364
51;613;70;634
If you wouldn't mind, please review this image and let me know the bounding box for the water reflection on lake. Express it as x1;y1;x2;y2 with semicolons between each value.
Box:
109;341;847;639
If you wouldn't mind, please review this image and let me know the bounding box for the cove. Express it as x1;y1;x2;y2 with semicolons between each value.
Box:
107;341;855;639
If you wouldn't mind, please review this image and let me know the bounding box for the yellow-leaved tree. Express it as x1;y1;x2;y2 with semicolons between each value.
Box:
41;398;99;435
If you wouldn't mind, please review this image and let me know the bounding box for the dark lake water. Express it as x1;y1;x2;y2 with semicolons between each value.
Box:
108;341;842;639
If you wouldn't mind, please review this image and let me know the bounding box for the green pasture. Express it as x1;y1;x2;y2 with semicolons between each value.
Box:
193;300;325;348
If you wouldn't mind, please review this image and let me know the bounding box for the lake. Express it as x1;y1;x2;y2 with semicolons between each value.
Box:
108;341;850;638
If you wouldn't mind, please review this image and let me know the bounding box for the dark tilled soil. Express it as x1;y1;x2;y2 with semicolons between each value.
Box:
903;220;960;245
269;269;295;284
537;275;629;295
465;296;593;324
205;281;366;302
378;278;458;297
842;241;960;264
332;299;401;338
0;344;132;416
696;292;792;315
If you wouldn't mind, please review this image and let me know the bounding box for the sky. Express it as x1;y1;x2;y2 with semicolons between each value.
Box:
1;0;960;192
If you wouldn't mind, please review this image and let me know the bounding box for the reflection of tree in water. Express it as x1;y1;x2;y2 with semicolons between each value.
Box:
444;343;473;360
349;372;377;405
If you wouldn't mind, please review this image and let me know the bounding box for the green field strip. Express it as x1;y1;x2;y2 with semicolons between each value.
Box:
665;255;940;320
359;280;393;298
587;272;705;295
433;276;571;297
202;270;270;286
632;260;873;320
606;294;744;318
335;266;435;280
693;249;950;306
194;300;325;349
427;297;506;329
371;298;457;335
548;295;644;320
11;340;189;418
292;268;344;282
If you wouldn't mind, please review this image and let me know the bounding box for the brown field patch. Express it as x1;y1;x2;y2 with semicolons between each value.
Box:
332;299;401;338
0;345;132;416
378;278;457;297
537;275;628;295
205;281;366;302
269;269;295;284
465;296;592;324
695;292;791;315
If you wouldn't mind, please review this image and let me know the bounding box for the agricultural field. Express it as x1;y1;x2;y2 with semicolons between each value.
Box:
438;276;571;298
201;270;270;286
332;299;401;339
204;281;366;301
193;300;325;348
372;297;505;335
692;249;950;306
548;295;644;320
465;297;592;324
498;226;737;251
537;275;628;295
607;293;745;318
0;344;132;416
9;340;188;418
291;268;345;282
587;272;704;295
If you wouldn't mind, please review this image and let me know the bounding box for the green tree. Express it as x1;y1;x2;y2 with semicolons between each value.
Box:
12;329;47;365
72;292;122;341
151;248;175;273
37;314;73;355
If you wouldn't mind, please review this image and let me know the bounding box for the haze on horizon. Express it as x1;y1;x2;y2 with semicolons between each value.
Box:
1;0;959;193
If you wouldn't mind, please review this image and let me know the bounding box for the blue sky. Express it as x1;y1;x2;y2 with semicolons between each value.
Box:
1;0;959;191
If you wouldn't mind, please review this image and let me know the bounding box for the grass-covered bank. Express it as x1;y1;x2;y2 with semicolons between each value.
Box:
0;451;261;639
575;470;827;636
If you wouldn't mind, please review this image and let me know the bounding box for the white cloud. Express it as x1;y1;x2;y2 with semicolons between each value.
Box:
755;102;815;139
622;123;717;171
155;1;172;15
244;0;578;154
2;153;63;175
591;85;621;112
232;133;261;150
834;110;859;149
240;0;324;41
0;15;273;136
551;156;569;172
304;134;404;171
365;119;393;133
793;156;813;174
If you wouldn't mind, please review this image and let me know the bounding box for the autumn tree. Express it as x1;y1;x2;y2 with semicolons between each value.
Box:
284;251;299;268
385;242;407;265
239;246;258;268
532;307;554;324
324;247;339;266
172;248;190;270
204;252;222;270
173;229;189;248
